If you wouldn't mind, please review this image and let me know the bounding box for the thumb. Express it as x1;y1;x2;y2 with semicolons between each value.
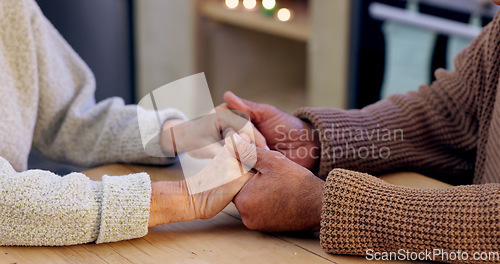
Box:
223;91;268;123
225;133;274;173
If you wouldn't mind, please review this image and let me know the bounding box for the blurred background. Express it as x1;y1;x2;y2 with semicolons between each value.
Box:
30;0;499;173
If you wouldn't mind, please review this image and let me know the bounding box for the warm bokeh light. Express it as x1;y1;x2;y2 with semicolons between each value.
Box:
243;0;257;9
225;0;239;9
277;8;292;21
262;0;276;10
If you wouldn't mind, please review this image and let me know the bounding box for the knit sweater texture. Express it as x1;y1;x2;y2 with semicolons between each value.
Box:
296;9;500;264
0;0;184;245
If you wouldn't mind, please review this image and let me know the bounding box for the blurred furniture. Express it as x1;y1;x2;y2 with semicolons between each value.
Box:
0;164;450;263
134;0;351;111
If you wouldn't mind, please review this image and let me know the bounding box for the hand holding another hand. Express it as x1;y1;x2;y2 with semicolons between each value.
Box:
224;92;321;172
159;107;267;159
149;133;256;226
230;139;324;232
152;94;325;232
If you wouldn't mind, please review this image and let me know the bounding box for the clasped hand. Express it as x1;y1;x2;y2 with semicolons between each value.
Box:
150;95;325;233
149;107;264;226
224;92;324;232
159;107;267;159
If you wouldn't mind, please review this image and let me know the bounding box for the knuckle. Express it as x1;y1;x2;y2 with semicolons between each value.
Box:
266;105;278;113
235;197;258;220
241;217;259;230
269;150;285;159
239;144;256;161
235;196;251;213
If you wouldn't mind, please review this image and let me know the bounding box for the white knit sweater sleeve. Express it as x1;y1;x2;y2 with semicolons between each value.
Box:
26;0;185;167
0;157;152;246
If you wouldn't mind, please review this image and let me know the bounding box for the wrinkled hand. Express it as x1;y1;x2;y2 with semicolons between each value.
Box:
224;91;320;172
229;138;324;232
149;134;256;226
187;133;256;219
159;107;267;159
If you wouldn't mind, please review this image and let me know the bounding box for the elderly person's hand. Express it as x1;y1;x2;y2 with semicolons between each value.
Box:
224;91;320;172
159;107;267;159
149;134;256;226
228;137;324;232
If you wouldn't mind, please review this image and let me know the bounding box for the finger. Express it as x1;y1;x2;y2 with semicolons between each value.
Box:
217;109;264;148
185;135;252;195
223;91;268;123
222;127;237;139
226;112;268;150
216;103;228;109
234;131;268;151
217;109;249;131
213;103;228;114
185;141;223;159
225;134;256;169
223;91;250;113
238;132;252;143
170;113;221;153
252;126;270;150
222;168;255;195
226;134;275;173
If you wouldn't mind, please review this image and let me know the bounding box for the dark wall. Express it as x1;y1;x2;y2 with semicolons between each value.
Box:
36;0;135;103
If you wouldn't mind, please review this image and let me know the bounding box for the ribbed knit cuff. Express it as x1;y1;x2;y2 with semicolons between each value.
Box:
321;169;500;263
95;173;151;244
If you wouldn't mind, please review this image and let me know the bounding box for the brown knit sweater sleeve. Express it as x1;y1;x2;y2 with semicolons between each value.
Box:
295;13;500;182
321;169;500;263
294;9;500;263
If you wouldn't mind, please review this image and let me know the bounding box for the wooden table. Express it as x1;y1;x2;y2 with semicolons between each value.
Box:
1;164;451;264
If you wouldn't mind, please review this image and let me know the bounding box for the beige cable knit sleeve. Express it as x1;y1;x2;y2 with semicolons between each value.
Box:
0;157;151;246
0;0;178;246
26;0;185;167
